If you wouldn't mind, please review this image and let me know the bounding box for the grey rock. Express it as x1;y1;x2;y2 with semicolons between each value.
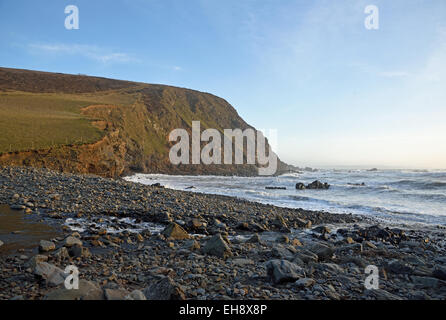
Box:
143;276;186;300
365;289;403;300
266;259;305;284
307;242;334;260
203;234;232;259
104;288;130;300
125;290;147;300
44;280;104;300
34;262;66;287
411;276;444;288
39;240;55;252
294;278;315;288
64;236;83;248
386;259;414;274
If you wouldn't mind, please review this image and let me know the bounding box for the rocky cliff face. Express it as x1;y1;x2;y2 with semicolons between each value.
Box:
0;67;288;177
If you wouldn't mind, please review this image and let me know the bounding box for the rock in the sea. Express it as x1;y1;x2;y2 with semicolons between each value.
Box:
161;223;190;240
64;236;83;248
203;234;232;259
34;262;66;287
44;280;104;300
295;183;306;190
306;180;330;190
266;259;305;284
143;276;186;300
39;240;55;252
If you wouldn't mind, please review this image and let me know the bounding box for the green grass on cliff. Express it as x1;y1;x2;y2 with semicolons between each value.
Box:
0;90;137;154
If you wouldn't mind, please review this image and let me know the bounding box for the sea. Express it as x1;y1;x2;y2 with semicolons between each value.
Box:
124;169;446;226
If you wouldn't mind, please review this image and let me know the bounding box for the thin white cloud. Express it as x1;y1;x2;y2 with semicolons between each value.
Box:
28;43;139;64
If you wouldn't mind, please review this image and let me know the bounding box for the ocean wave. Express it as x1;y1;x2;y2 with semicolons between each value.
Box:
388;179;446;190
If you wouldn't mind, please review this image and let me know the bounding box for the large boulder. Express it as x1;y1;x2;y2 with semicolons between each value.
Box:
203;234;232;259
34;262;66;287
266;259;305;284
143;276;186;300
161;223;190;240
44;280;104;300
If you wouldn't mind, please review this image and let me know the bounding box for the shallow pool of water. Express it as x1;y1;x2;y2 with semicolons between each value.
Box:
0;204;61;255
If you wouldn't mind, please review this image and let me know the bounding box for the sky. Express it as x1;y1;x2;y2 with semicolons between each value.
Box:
1;0;445;169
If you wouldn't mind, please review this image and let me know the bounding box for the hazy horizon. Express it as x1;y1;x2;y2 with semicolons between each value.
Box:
1;0;445;169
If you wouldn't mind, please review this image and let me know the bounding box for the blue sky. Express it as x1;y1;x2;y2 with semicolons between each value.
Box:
1;0;445;169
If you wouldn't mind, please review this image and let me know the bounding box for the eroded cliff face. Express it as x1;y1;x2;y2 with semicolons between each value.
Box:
0;67;288;177
0;127;127;178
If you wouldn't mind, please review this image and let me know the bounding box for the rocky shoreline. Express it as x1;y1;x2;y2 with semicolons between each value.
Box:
1;166;446;300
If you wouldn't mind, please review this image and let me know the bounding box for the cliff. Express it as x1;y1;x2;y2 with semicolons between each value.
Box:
0;67;288;177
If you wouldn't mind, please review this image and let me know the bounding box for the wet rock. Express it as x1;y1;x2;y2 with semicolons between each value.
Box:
266;259;305;284
161;223;190;240
306;180;330;190
295;183;306;190
143;276;186;300
39;240;56;252
44;280;104;300
203;234;232;259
